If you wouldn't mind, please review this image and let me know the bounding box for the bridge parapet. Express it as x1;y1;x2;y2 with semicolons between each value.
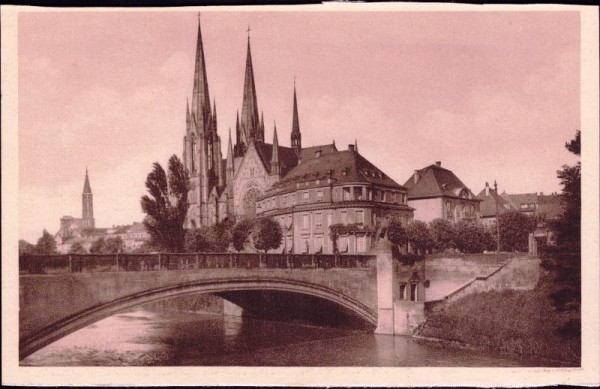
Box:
19;253;376;274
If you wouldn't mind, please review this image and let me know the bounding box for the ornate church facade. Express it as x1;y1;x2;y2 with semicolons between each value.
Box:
182;20;414;253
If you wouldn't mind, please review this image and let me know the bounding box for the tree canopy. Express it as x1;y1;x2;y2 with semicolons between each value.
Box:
68;241;87;254
251;217;283;254
141;155;190;252
429;218;455;252
497;211;536;252
35;229;57;255
406;220;433;254
232;219;254;252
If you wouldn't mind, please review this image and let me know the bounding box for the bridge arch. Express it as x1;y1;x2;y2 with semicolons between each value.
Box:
20;277;377;360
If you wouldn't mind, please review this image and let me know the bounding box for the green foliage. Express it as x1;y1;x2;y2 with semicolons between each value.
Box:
251;217;283;253
454;221;496;254
429;218;455;252
418;283;580;364
497;211;536;252
89;236;125;254
132;240;159;254
140;155;190;252
328;223;347;253
209;219;235;252
232;219;254;252
68;241;87;254
35;229;57;255
184;227;213;253
406;220;433;254
386;218;407;246
19;239;36;256
541;131;581;320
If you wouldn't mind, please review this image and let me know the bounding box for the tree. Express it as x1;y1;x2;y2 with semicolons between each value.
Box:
104;236;125;253
386;218;407;246
89;237;106;254
232;219;254;252
184;227;213;253
497;211;536;252
35;229;57;255
251;217;283;254
68;241;87;254
406;220;433;254
429;218;455;252
19;239;35;256
140;155;190;252
208;219;234;252
454;221;495;254
540;131;581;321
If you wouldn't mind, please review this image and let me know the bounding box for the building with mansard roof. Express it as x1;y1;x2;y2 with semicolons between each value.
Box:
182;20;414;253
403;162;481;224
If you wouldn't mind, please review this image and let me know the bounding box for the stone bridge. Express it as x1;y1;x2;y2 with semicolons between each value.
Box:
19;248;404;360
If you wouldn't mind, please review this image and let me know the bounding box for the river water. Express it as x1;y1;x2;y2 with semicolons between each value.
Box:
21;308;553;367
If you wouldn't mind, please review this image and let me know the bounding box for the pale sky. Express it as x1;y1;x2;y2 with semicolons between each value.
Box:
18;10;580;243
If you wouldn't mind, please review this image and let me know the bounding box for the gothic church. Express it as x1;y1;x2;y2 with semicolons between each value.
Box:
183;19;414;253
183;20;326;227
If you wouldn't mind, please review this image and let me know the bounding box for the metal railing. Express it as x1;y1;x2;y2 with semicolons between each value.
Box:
19;253;376;274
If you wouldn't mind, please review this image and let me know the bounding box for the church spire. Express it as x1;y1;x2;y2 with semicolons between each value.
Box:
191;16;211;134
291;81;302;153
271;122;280;175
82;168;95;229
240;29;260;144
83;168;92;193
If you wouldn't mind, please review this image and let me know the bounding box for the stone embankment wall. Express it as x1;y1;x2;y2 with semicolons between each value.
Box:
425;257;540;312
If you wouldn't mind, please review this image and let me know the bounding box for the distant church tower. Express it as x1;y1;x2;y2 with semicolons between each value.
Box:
291;82;302;154
82;168;95;229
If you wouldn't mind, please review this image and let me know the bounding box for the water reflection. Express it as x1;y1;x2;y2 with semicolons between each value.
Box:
22;308;559;367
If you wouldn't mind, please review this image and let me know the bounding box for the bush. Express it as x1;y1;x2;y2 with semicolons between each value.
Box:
184;227;213;253
387;218;407;246
35;229;57;255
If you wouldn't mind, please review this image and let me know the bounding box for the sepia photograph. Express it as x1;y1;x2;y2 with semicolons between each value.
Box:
2;4;599;386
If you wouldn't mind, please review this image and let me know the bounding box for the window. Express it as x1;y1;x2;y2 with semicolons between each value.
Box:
288;215;293;227
340;211;348;224
326;213;333;227
314;236;323;253
343;187;352;201
399;283;407;300
317;190;323;202
520;204;528;209
302;214;309;229
339;236;349;253
315;213;322;228
303;192;309;203
302;239;310;254
356;235;366;253
356;210;364;224
410;284;418;301
283;196;287;207
286;236;293;253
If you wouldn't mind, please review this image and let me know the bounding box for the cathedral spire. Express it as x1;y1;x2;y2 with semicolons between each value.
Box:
271;122;280;175
227;128;234;170
82;168;95;229
240;30;260;144
212;98;217;130
191;17;211;133
291;81;302;153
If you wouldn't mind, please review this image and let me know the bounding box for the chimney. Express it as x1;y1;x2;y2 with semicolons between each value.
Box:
348;144;355;152
414;170;420;184
485;182;489;196
435;161;441;167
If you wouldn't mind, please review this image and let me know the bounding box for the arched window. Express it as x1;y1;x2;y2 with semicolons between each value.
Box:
207;139;213;171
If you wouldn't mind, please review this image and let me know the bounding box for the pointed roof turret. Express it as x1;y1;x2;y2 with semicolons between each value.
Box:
271;122;280;175
227;127;234;162
291;81;302;152
191;17;211;133
83;168;92;194
240;31;260;142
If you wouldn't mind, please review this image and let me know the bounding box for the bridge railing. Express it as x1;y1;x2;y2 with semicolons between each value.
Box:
19;253;376;274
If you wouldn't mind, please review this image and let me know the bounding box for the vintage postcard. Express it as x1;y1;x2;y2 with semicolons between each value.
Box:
2;3;599;387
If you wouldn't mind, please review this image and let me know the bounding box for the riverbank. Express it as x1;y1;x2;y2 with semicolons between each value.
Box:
415;275;580;366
